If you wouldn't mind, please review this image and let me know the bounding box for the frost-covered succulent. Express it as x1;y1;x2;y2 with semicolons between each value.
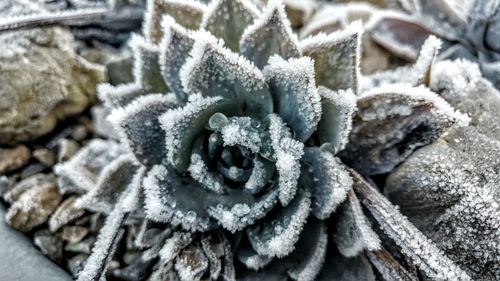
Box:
54;0;473;280
366;0;500;89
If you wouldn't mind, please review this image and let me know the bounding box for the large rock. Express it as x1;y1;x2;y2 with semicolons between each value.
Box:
0;25;106;144
0;205;72;281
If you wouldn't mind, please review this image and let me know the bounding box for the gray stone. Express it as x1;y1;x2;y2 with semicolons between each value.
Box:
0;145;31;174
49;196;85;232
70;125;89;141
0;205;71;281
34;229;64;263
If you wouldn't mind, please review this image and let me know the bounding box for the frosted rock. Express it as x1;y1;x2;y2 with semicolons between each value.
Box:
49;196;85;232
0;145;31;174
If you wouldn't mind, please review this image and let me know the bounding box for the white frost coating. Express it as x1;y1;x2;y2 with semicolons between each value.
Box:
97;82;143;109
219;117;263;153
180;30;266;94
175;245;209;281
143;165;172;222
412;35;442;86
0;7;108;32
159;231;193;263
237;248;273;270
188;153;225;193
240;0;301;55
287;223;328;281
268;115;304;205
431;59;483;98
54;139;123;194
76;170;143;281
305;150;353;219
336;191;381;257
130;33;161;87
159;95;223;167
354;176;472;281
245;156;270;193
300;21;362;94
249;189;311;258
318;87;357;153
360;84;470;127
208;189;279;232
201;0;259;28
263;55;322;141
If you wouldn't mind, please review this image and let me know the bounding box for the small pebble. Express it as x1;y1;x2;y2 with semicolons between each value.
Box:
65;237;95;254
49;196;86;232
21;163;47;179
3;173;55;203
34;230;64;263
70;125;89;141
57;139;80;162
33;148;55;166
0;145;31;174
67;254;88;276
62;226;88;244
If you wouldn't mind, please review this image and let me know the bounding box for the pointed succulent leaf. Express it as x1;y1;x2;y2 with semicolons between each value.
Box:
268;114;304;205
317;250;376;281
221;235;236;281
108;94;180;168
245;155;275;194
351;170;471;281
300;147;352;219
159;231;193;264
54;139;124;194
367;12;434;61
75;155;141;213
208;189;279;233
237;247;273;271
144;164;260;232
301;21;362;93
188;153;226;194
367;248;419;281
316;87;357;154
247;188;311;258
131;35;169;94
240;0;301;69
143;0;205;43
76;169;144;281
201;234;224;280
286;219;328;281
202;0;259;52
340;85;469;175
159;95;233;172
411;35;442;87
98;82;145;109
159;16;195;102
263;56;321;142
334;190;381;257
175;243;209;281
181;32;273;119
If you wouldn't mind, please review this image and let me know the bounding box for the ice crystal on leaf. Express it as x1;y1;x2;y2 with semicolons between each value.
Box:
49;0;474;280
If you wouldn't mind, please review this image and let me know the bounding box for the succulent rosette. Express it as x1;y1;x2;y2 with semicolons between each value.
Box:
54;0;473;280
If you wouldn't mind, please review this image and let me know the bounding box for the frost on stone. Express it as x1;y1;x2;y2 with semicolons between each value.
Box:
54;139;124;194
301;21;362;93
159;16;195;102
160;95;230;171
108;94;179;168
351;170;471;281
143;0;206;44
75;155;140;213
76;167;144;281
366;11;434;61
385;126;500;279
268;114;304;205
333;190;381;257
340;84;469;175
208;189;279;233
180;32;273;119
316;87;356;154
202;0;259;52
247;188;311;258
263;56;321;142
300;147;352;219
240;0;301;69
130;35;169;94
285;219;328;281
